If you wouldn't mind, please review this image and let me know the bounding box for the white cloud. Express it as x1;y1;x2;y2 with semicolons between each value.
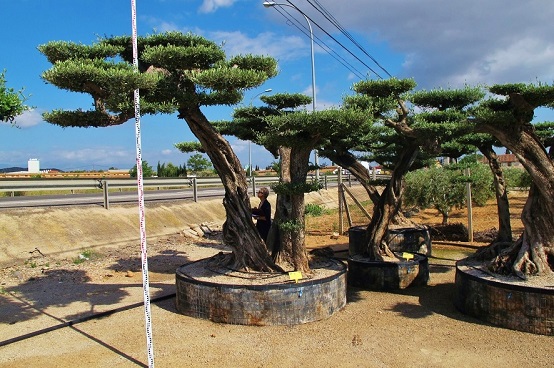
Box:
209;30;307;61
52;148;134;167
199;0;236;14
13;109;43;128
161;149;173;155
289;0;554;88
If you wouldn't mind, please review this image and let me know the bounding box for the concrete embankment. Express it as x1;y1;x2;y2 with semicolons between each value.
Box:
0;186;367;266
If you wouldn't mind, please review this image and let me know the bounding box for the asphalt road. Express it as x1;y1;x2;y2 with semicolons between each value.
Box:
0;182;343;209
0;187;224;209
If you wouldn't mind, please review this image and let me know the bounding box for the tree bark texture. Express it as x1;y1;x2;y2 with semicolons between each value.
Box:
476;110;554;276
178;105;280;272
479;144;512;243
269;146;311;274
363;145;420;260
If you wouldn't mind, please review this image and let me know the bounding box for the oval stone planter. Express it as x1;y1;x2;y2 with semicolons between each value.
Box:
175;257;347;326
347;252;429;290
454;260;554;336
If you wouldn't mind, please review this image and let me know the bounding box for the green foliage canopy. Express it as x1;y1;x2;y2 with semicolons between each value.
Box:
0;70;30;124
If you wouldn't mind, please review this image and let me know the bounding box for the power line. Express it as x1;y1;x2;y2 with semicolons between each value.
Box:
272;6;367;80
306;0;393;78
276;1;384;79
277;0;392;80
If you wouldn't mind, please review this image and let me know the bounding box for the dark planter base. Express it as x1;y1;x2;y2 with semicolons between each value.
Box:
349;226;432;256
347;253;429;290
455;260;554;336
175;257;347;326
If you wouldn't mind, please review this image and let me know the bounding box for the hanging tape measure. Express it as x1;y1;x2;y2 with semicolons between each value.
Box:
131;1;155;367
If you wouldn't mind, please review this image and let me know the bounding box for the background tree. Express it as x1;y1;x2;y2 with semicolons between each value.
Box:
471;83;554;278
186;153;213;174
404;162;493;224
0;70;30;125
157;161;187;177
39;31;280;272
129;161;154;178
449;133;515;243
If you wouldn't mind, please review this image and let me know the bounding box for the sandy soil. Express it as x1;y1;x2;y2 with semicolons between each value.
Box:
1;190;552;367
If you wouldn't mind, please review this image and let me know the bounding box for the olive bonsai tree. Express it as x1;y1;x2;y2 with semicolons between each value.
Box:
39;31;281;272
471;82;554;278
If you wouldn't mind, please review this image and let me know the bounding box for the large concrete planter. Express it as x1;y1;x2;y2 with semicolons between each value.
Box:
347;252;429;290
348;225;432;256
455;260;554;336
175;256;347;326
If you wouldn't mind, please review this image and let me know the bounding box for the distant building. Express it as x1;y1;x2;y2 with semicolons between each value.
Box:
482;154;523;169
28;158;40;173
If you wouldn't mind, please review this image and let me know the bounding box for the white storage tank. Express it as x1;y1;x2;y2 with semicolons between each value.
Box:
28;158;40;173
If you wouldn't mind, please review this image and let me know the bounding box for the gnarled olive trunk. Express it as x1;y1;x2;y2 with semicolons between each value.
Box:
489;183;554;277
178;105;280;272
268;146;311;274
364;145;420;260
480;145;512;243
477;121;554;277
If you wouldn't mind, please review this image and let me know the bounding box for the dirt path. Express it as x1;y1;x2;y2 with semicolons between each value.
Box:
1;189;551;367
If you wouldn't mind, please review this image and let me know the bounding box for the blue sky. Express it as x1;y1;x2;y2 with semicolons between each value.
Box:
1;0;553;171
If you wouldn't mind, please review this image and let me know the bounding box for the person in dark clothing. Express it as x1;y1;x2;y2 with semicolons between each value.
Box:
252;187;271;242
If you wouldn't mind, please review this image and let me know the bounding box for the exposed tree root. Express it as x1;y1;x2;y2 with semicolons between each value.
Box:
475;232;553;280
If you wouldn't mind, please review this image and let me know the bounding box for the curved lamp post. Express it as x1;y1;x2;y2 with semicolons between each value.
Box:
249;88;272;177
263;1;319;180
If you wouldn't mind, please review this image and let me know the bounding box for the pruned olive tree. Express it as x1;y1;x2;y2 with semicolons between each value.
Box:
219;93;368;273
471;83;554;278
330;79;483;260
39;31;281;272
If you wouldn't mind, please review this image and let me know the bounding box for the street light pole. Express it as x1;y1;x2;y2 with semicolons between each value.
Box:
249;88;272;178
263;1;319;180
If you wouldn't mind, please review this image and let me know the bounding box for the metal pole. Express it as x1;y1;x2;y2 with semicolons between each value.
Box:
263;2;317;179
338;170;344;234
249;88;272;179
102;180;109;210
465;167;473;242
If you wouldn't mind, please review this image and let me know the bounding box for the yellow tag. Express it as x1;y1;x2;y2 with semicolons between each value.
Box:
289;271;303;283
402;252;414;260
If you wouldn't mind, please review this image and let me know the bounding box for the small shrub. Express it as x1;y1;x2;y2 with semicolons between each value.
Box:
305;203;326;217
503;167;531;189
73;249;96;264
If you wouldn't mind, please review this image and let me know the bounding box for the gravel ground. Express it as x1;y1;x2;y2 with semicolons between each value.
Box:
1;190;551;367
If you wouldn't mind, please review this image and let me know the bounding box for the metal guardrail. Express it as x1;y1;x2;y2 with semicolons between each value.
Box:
0;173;382;209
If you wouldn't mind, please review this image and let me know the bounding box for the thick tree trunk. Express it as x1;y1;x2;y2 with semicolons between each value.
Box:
269;146;311;274
488;183;554;278
476;116;554;276
364;145;420;260
480;145;512;243
178;106;280;272
440;211;449;225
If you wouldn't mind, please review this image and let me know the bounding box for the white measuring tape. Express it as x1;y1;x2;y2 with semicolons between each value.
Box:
131;1;155;367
